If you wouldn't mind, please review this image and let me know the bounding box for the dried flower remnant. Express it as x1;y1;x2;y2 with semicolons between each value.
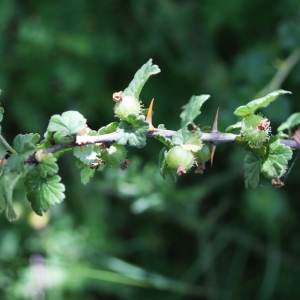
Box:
257;118;270;131
271;177;284;188
112;91;123;102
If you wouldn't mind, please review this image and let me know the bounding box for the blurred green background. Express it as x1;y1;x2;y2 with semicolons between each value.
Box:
1;0;300;299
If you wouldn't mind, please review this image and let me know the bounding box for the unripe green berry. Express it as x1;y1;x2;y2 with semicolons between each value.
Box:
165;146;194;175
101;143;127;166
241;114;270;146
114;95;142;121
194;143;211;163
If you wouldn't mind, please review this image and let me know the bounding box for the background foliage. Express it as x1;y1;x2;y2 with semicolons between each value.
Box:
1;0;300;299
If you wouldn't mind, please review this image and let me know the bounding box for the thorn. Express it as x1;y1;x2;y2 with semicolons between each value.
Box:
212;107;219;132
210;144;216;167
146;98;158;132
210;107;219;166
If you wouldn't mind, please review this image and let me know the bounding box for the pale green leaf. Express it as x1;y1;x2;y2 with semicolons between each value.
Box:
73;144;101;164
24;171;65;216
172;128;202;145
0;106;4;123
261;138;293;179
277;112;300;132
180;95;210;127
226;121;242;132
158;147;176;181
244;152;261;188
47;111;87;134
76;160;96;185
115;114;148;148
98;122;118;134
123;59;160;99
234;90;291;116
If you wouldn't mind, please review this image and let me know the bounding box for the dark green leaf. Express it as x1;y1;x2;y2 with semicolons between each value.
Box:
24;171;65;216
115;114;148;148
123;59;160;99
244;152;262;188
37;153;59;178
234;90;291;116
47;111;87;135
180;95;210;127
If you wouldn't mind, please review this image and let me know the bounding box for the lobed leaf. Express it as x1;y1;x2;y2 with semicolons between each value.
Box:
261;138;293;179
123;59;160;99
155;133;174;148
24;171;65;216
180;95;210;127
244;152;261;188
76;160;96;185
47;111;87;135
36;153;59;178
234;90;291;117
13;133;40;157
115;114;148;148
277;112;300;132
172;128;202;146
73;144;101;165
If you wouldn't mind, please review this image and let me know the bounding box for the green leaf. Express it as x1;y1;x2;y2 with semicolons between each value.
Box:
115;114;149;148
277;112;300;132
158;147;176;181
98;122;118;134
0;106;4;123
76;160;96;185
5;154;24;173
155;133;174;148
0;174;20;221
73;144;101;164
47;111;87;135
123;59;160;99
226;121;242;132
37;154;59;178
234;90;291;117
172;128;202;146
244;152;262;188
181;140;202;153
180;95;210;127
261;138;293;179
24;171;65;216
13;133;39;158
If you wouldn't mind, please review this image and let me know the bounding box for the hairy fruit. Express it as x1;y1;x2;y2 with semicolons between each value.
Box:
114;95;142;121
241;114;270;146
165;146;194;175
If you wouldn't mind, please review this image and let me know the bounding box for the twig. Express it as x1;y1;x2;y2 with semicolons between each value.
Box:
41;129;300;156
